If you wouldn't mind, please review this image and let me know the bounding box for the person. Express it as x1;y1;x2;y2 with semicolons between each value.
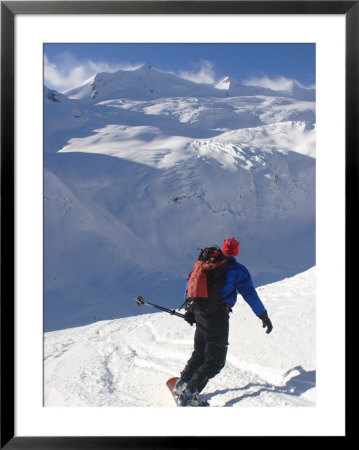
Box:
174;237;273;406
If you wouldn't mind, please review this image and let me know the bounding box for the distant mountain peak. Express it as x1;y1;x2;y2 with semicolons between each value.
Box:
136;64;153;71
215;76;238;90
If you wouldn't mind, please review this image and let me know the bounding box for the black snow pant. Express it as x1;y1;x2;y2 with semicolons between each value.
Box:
180;307;229;393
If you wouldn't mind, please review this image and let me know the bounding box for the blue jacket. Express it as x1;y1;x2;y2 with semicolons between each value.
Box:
185;256;266;316
220;256;266;316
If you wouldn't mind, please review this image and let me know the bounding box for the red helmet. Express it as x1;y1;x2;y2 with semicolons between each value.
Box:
222;237;240;256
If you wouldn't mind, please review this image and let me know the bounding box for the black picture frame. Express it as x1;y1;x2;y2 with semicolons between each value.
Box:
1;1;355;447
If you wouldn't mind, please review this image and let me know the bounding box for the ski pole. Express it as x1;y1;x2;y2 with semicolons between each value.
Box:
135;296;185;319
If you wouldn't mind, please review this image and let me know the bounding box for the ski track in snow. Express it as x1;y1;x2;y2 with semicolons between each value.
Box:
44;268;316;408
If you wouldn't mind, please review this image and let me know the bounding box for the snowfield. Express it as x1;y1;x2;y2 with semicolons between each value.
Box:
44;267;315;407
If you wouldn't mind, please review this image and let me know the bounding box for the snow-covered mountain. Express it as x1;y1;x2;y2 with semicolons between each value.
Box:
44;268;316;407
44;65;315;332
64;64;315;103
216;75;315;101
64;64;222;101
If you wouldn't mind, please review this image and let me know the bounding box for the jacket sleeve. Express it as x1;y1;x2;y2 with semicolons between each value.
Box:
236;266;266;316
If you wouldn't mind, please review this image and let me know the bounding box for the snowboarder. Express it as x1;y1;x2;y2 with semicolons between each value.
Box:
174;237;273;406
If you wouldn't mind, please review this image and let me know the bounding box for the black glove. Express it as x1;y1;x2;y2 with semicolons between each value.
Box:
257;311;273;334
184;311;196;326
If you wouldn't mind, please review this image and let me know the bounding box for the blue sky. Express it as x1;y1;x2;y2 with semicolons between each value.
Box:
44;43;315;92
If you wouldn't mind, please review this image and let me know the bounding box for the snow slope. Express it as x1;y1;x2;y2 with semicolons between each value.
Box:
44;65;315;331
44;268;315;407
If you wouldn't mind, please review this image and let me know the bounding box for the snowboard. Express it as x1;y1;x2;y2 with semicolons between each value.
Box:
166;377;179;406
165;377;210;407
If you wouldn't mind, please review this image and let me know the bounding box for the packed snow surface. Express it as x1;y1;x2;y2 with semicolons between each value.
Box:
44;268;315;407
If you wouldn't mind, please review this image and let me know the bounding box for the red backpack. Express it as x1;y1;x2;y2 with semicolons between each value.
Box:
185;247;232;315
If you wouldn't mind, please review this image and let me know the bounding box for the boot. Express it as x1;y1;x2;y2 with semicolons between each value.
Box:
173;378;188;396
177;387;209;407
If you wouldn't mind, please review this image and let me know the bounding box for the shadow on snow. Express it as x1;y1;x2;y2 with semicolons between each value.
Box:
207;365;315;406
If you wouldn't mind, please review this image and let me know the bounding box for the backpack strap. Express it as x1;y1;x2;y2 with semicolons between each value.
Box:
178;300;186;311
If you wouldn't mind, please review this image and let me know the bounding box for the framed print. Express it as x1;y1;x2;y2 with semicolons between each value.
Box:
1;1;355;447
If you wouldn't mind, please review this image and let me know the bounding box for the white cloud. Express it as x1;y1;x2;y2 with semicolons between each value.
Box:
177;60;217;84
244;74;315;90
44;53;142;92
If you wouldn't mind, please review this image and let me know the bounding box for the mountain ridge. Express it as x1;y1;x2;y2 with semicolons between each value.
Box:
63;64;315;102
